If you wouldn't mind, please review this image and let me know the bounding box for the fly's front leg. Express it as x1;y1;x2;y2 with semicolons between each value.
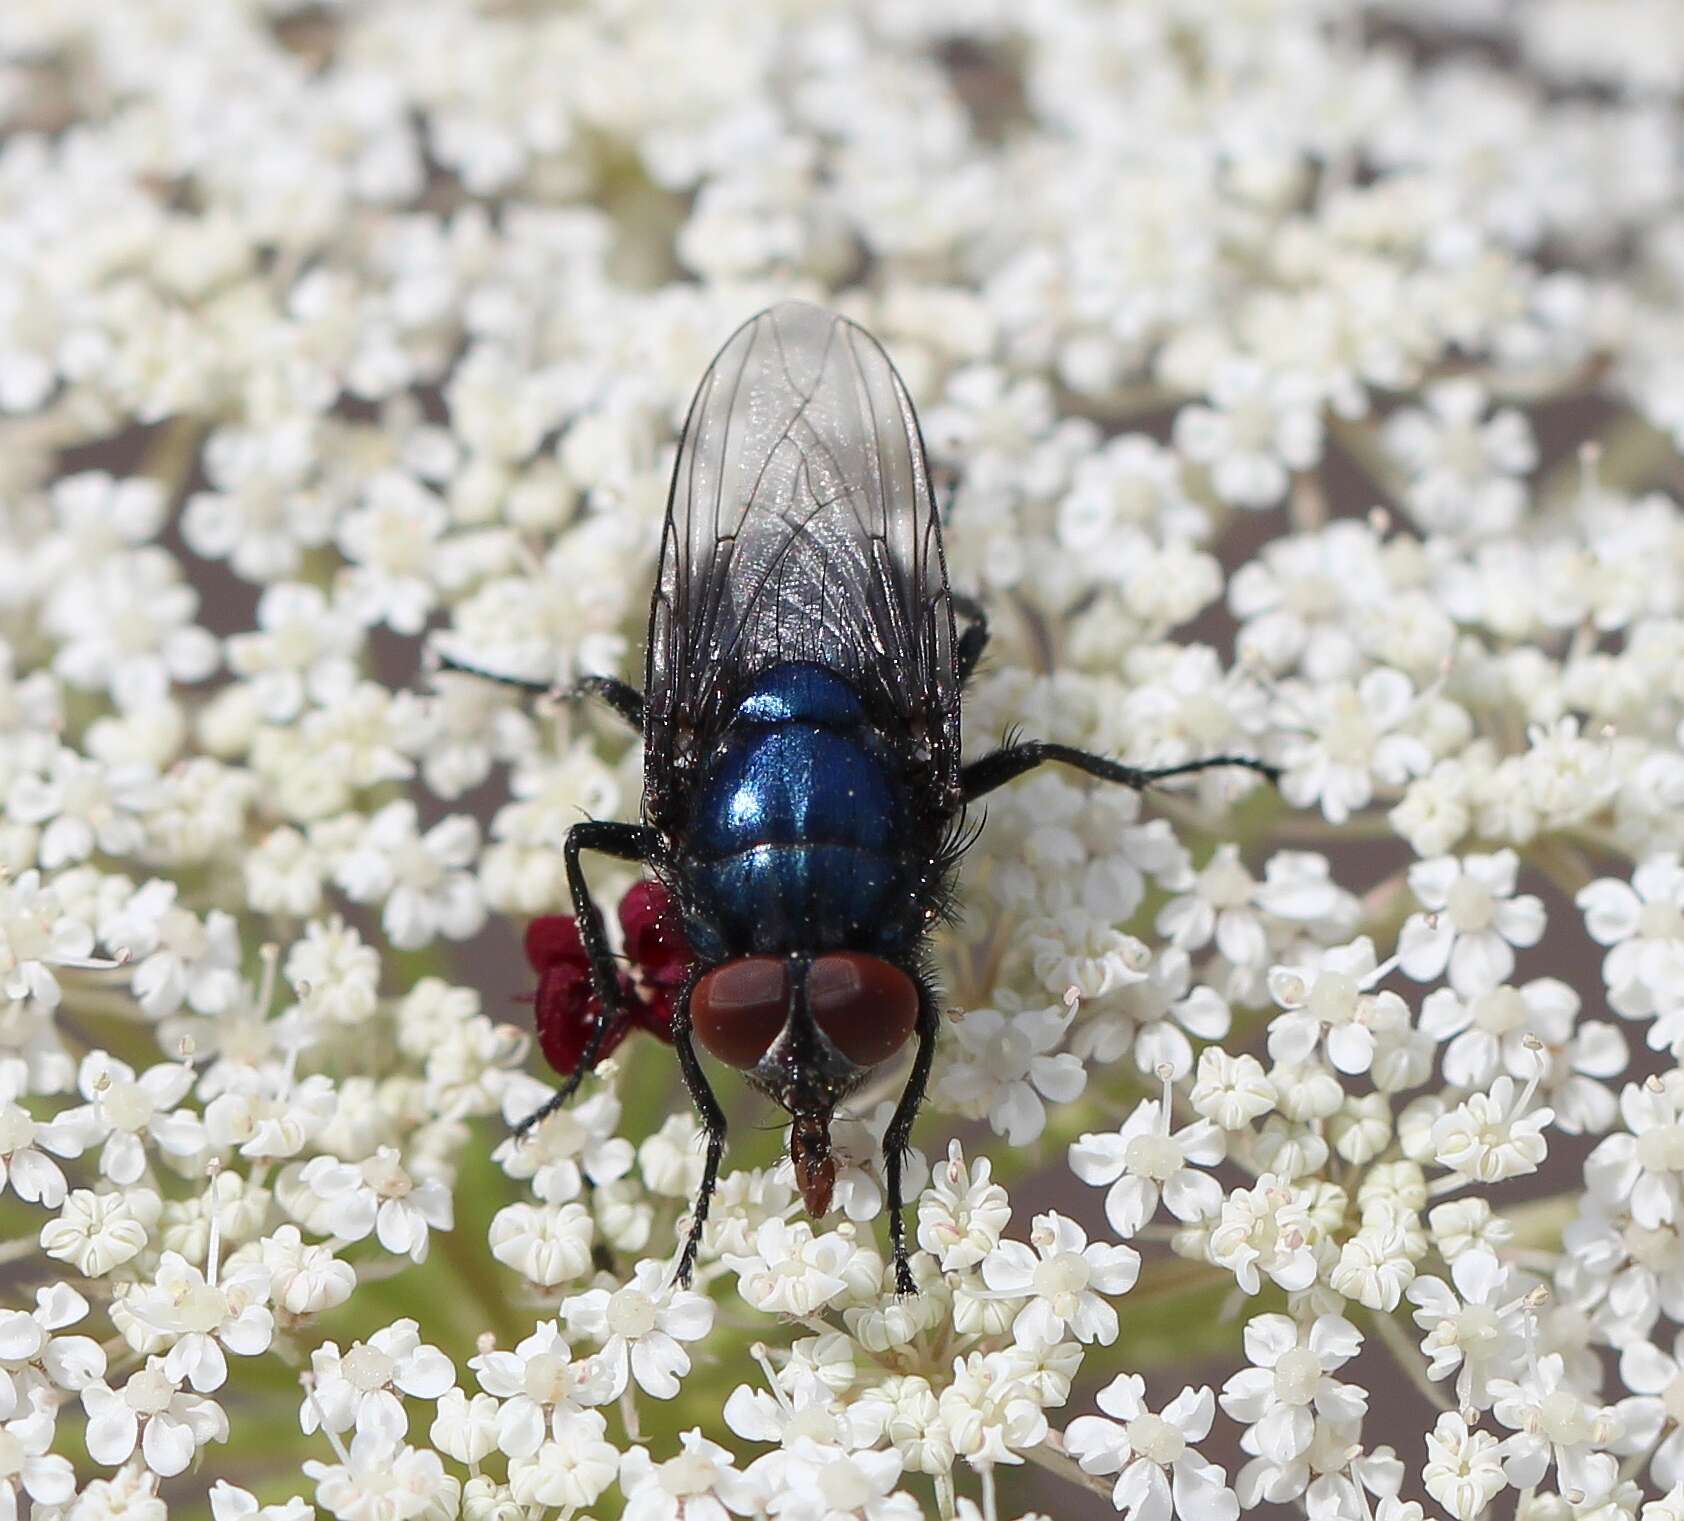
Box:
884;983;941;1296
434;653;645;731
670;986;726;1287
961;740;1279;804
513;820;660;1138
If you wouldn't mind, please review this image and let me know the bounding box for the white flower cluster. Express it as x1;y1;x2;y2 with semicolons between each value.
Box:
4;1;1684;1518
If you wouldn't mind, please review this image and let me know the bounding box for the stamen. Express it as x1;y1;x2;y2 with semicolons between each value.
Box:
257;942;280;1018
204;1157;223;1286
750;1342;792;1416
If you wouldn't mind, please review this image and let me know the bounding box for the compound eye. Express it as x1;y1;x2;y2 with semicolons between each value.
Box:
690;957;789;1068
807;954;920;1068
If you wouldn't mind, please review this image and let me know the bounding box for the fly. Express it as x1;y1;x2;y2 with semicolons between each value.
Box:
442;301;1277;1291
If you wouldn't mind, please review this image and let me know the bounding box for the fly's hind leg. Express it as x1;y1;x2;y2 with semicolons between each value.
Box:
884;982;941;1296
961;740;1279;804
671;986;727;1287
512;819;660;1138
434;653;645;731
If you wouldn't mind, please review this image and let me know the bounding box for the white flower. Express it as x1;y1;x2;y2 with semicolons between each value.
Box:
620;1427;765;1521
304;1431;450;1521
938;1349;1049;1467
225;581;362;722
469;1320;612;1458
931;998;1086;1146
333;799;486;950
1328;1216;1419;1312
123;1249;273;1392
335;471;448;635
1422;1411;1508;1521
1173;358;1324;510
725;1365;880;1455
209;1480;313;1521
981;1210;1139;1348
1066;1376;1239;1521
1399;850;1545;996
261;1225;356;1316
495;1085;635;1203
0;1282;105;1416
1384;378;1536;541
1616;1330;1684;1490
0;1100;86;1208
283;916;381;1027
1432;1072;1554;1184
1266;938;1409;1079
40;1187;154;1277
1208;1175;1318;1296
1188;1049;1277;1132
0;869;96;1007
1406;1249;1525;1411
1226;523;1387;681
301;1319;454;1442
1276;670;1431;825
1489;1351;1621;1501
63;1052;202;1185
507;1409;619;1512
1219;1315;1366;1466
203;1067;335;1160
1070;1093;1224;1239
563;1258;714;1400
82;1356;229;1477
182;423;336;583
1075;946;1230;1080
488;1200;595;1287
1588;1074;1684;1229
0;1395;74;1512
722;1219;857;1318
429;1387;501;1467
99;881;242;1020
759;1439;918;1521
299;1147;454;1262
1578;856;1684;1020
918;1140;1012;1273
43;549;218;701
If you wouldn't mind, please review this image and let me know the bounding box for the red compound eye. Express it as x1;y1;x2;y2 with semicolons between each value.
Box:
691;957;789;1068
807;953;919;1068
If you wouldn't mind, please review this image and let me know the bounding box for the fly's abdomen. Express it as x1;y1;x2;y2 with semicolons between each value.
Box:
682;665;915;958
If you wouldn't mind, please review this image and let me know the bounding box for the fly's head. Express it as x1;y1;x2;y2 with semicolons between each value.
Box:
688;950;921;1218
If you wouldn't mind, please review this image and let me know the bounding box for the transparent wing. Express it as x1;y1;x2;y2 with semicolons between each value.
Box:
646;301;959;813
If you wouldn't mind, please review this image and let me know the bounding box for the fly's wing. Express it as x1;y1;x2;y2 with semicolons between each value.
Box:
646;301;959;813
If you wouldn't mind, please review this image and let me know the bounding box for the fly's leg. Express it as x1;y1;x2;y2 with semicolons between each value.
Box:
884;983;941;1296
434;653;645;731
512;820;660;1138
670;987;727;1287
961;740;1279;804
571;675;646;730
952;592;989;689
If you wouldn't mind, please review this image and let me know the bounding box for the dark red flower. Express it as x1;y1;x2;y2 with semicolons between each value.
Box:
523;879;690;1076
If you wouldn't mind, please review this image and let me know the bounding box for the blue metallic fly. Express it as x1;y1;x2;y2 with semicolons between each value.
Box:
444;301;1277;1290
